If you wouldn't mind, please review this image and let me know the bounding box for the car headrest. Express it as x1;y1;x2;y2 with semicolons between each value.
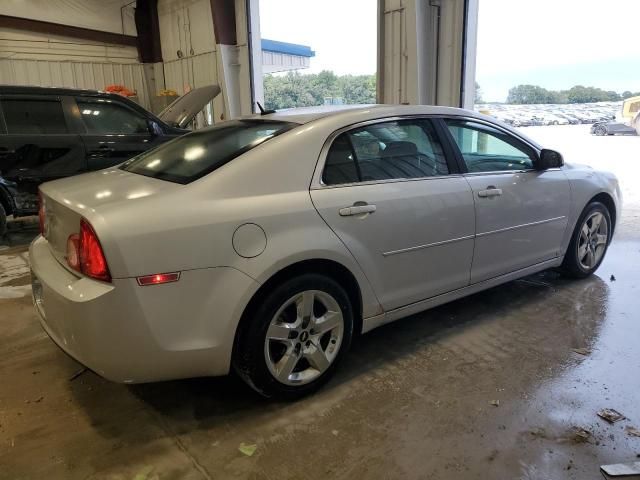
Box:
382;141;418;157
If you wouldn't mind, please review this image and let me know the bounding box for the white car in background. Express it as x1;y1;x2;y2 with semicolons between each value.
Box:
30;105;621;398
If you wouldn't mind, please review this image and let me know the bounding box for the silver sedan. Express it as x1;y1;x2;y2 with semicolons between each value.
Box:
30;105;621;398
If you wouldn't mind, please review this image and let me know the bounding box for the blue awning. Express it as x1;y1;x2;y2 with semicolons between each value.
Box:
261;39;315;58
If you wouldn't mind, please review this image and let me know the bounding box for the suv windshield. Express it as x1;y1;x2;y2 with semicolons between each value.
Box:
122;120;296;184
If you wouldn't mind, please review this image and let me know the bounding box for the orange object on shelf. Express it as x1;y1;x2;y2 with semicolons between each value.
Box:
105;84;136;97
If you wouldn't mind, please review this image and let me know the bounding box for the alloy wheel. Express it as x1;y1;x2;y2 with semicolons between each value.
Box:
577;211;608;270
264;290;344;386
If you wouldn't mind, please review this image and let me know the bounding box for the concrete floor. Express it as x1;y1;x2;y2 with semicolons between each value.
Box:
1;126;639;479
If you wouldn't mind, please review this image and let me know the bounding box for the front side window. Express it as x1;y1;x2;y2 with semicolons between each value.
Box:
323;119;449;185
1;99;68;134
122;120;296;184
445;119;535;172
77;99;149;134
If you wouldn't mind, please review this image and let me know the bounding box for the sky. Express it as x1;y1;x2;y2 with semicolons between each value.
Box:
259;0;640;102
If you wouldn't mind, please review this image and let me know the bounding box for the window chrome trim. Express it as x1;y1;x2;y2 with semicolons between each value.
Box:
311;114;457;190
476;216;567;238
382;234;475;257
311;113;547;189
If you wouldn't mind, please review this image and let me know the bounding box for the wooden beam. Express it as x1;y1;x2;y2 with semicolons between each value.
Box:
135;0;162;63
210;0;237;45
0;14;137;47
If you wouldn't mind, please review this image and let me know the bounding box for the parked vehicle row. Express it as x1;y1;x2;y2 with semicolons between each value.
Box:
479;101;620;128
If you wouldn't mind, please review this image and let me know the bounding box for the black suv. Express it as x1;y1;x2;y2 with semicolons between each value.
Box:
0;84;219;235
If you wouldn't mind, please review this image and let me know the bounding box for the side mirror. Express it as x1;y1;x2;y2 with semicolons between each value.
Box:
537;149;564;170
147;120;163;137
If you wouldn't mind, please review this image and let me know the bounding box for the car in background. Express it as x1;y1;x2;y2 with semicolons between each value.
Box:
0;84;219;236
31;104;620;398
590;96;640;136
591;119;638;136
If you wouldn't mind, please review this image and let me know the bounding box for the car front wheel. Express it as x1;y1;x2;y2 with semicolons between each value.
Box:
561;202;611;278
234;273;354;399
593;125;607;136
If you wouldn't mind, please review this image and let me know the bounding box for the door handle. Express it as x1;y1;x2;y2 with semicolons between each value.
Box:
477;186;503;198
339;203;377;216
88;146;115;157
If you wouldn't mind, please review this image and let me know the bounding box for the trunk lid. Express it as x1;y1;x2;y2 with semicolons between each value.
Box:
40;168;180;270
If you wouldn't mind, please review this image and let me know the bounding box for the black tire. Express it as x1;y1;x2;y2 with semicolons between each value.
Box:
234;273;354;399
593;125;607;136
561;202;612;279
0;203;7;238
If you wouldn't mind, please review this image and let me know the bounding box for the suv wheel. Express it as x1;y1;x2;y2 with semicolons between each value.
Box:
234;273;354;399
0;203;7;238
561;202;611;278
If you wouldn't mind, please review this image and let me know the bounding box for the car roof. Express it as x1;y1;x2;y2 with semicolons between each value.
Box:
245;104;478;125
0;84;119;99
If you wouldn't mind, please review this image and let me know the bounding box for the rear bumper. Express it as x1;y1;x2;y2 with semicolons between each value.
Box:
29;235;259;383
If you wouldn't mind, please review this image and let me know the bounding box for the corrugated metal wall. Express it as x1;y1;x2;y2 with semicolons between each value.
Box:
0;59;151;108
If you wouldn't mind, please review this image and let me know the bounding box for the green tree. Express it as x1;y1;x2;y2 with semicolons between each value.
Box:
507;85;556;104
339;75;376;104
565;85;619;103
263;72;317;110
622;90;640;99
263;71;376;110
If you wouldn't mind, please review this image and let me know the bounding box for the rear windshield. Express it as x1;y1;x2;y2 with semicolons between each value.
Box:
121;120;296;184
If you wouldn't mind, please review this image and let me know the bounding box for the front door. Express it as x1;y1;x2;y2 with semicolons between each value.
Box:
75;97;164;170
311;118;475;311
444;118;571;284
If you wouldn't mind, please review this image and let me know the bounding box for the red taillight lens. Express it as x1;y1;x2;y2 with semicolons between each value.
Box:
137;272;181;286
78;219;111;282
38;190;46;235
66;234;81;272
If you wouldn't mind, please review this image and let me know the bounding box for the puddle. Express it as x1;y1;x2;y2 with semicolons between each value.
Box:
0;253;30;286
0;284;32;299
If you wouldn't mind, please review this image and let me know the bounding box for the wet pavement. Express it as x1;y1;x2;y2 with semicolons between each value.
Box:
1;126;639;479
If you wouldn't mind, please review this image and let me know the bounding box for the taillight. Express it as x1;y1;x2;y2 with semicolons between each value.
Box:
38;190;46;235
66;219;111;282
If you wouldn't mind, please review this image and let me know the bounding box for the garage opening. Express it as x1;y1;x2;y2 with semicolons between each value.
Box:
258;0;377;110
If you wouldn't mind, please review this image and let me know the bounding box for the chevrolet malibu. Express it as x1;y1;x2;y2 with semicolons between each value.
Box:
30;105;621;398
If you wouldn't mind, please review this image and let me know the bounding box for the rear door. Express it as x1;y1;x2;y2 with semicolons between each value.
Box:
443;118;570;284
0;95;86;212
75;97;166;170
311;118;475;311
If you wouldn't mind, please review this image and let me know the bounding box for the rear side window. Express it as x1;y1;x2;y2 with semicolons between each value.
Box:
77;99;149;134
323;119;449;185
1;99;68;134
122;120;296;184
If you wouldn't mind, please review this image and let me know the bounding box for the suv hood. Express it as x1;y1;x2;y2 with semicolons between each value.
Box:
157;84;221;129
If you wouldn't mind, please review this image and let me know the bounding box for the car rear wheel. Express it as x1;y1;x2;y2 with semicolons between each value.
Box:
234;273;353;399
561;202;611;278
